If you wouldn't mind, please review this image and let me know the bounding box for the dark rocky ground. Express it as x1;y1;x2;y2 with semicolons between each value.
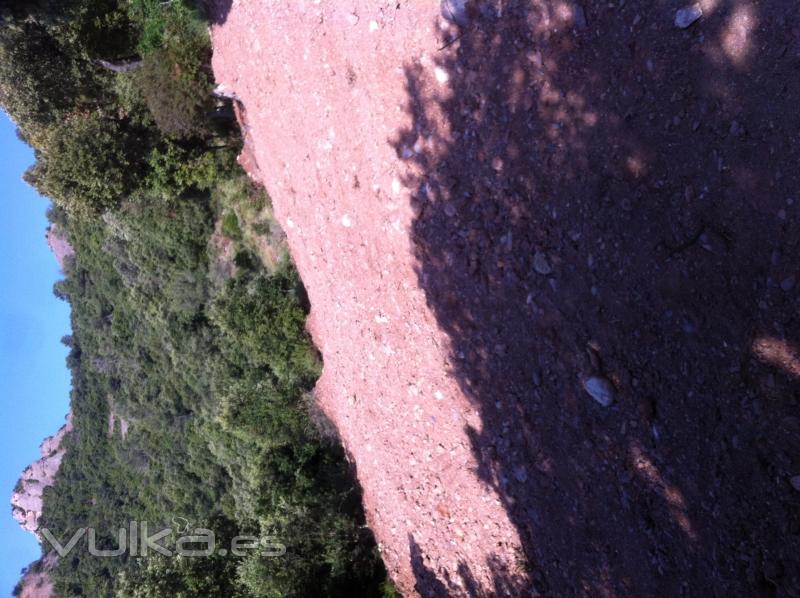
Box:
402;0;800;594
212;0;800;594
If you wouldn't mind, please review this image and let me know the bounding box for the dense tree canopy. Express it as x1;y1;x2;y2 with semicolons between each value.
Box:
3;0;394;596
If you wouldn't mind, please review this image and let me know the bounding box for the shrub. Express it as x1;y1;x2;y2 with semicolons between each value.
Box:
136;3;213;138
25;112;139;213
211;269;321;391
222;211;242;240
147;140;226;196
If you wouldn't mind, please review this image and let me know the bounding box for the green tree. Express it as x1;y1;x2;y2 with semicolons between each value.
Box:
0;21;88;143
25;112;140;213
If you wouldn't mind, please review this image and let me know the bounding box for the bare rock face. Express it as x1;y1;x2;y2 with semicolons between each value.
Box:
45;224;74;272
16;553;57;598
12;221;74;598
108;410;130;439
11;414;72;539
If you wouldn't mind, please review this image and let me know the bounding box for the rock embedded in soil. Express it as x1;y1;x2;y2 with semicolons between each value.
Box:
675;4;703;29
441;0;470;26
533;251;552;275
572;3;587;30
791;476;800;492
584;376;616;407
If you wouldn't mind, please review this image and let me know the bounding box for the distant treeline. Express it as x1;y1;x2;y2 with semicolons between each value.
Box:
1;1;392;596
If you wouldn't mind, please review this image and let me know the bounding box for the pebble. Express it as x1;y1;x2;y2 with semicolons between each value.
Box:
675;4;702;28
781;275;796;292
584;376;616;407
441;0;470;26
513;465;528;483
533;252;552;275
573;4;587;30
791;476;800;492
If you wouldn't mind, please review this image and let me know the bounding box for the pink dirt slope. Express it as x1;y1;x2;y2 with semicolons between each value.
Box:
211;1;524;595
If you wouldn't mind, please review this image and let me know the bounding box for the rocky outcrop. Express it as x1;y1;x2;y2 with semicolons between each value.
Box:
11;414;72;539
15;552;56;598
45;224;74;272
108;410;130;439
11;219;74;598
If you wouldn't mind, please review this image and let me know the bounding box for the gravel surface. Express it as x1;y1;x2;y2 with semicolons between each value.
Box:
211;0;800;595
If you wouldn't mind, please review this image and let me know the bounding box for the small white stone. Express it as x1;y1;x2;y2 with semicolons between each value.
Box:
341;215;352;227
533;252;552;275
369;20;379;32
583;376;616;407
434;66;450;84
391;178;402;195
675;4;702;28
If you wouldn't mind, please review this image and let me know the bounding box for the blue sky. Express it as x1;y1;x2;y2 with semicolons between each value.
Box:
0;113;72;595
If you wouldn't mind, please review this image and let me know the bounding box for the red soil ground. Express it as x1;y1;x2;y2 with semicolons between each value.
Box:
211;1;800;595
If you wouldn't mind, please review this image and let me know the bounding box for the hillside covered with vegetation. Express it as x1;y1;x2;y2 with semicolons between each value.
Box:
1;1;390;595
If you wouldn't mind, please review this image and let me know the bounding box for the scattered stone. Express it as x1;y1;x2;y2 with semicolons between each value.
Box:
584;376;616;407
532;368;542;387
434;66;449;84
341;214;352;227
513;465;528;483
791;475;800;492
573;4;587;30
533;252;552;275
675;4;702;29
781;275;796;292
441;0;470;26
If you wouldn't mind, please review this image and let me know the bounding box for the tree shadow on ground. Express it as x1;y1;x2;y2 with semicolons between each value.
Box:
395;0;800;595
205;0;233;26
